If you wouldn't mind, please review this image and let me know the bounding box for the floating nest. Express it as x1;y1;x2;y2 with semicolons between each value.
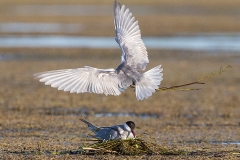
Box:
80;138;187;156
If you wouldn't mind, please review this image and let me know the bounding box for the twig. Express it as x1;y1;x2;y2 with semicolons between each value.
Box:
197;65;232;82
157;82;204;92
157;65;231;92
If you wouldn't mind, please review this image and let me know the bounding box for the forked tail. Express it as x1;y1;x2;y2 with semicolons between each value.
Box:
135;65;163;100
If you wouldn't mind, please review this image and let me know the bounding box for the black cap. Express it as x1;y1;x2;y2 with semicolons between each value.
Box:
126;121;135;131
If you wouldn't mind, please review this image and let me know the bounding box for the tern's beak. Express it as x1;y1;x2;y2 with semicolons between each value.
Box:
132;130;136;138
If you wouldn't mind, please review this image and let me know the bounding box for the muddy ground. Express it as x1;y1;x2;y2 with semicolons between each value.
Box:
0;0;240;159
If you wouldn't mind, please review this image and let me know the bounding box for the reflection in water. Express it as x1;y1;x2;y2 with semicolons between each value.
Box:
0;34;240;52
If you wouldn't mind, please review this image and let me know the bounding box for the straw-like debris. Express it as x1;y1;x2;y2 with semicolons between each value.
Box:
80;138;187;155
156;65;231;92
130;65;231;92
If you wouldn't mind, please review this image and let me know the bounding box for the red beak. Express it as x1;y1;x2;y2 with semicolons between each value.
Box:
132;130;136;137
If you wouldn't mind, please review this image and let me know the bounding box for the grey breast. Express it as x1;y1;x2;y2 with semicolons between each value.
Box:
116;64;133;89
116;63;142;87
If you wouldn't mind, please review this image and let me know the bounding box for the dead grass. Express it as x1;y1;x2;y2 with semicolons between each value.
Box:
79;138;187;156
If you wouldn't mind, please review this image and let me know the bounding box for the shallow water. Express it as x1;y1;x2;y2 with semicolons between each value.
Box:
1;34;240;52
168;140;240;146
210;141;240;146
39;107;160;119
95;112;160;119
0;23;82;33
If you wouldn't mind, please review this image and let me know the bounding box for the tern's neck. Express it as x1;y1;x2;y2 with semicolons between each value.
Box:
124;123;131;131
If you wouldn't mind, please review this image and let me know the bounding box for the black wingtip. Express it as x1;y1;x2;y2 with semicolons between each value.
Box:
114;0;121;9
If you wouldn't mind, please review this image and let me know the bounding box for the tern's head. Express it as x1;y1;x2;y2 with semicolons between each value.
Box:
126;121;135;131
126;121;136;138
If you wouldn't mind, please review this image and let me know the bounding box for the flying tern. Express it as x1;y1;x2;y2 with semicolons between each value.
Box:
34;0;163;100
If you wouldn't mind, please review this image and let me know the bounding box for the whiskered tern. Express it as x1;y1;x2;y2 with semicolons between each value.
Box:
80;118;136;140
34;1;163;100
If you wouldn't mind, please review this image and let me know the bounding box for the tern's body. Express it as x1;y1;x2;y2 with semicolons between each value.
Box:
80;119;135;140
34;0;163;101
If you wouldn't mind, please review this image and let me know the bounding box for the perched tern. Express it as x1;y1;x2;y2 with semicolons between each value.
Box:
34;0;163;100
79;118;136;140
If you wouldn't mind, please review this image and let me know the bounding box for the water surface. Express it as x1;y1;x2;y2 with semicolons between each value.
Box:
0;34;240;52
0;23;82;33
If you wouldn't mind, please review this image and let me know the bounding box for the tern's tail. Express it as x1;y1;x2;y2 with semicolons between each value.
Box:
135;65;163;101
79;118;100;133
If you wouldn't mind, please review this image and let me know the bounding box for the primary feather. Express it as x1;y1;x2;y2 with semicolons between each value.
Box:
114;0;149;70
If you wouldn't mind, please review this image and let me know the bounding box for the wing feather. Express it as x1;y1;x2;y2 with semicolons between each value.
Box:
34;66;123;96
114;0;149;70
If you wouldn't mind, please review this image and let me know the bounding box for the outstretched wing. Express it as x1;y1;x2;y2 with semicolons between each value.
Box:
114;0;149;70
34;66;123;96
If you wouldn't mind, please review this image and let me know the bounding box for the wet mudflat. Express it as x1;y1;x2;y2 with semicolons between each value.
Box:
0;0;240;159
